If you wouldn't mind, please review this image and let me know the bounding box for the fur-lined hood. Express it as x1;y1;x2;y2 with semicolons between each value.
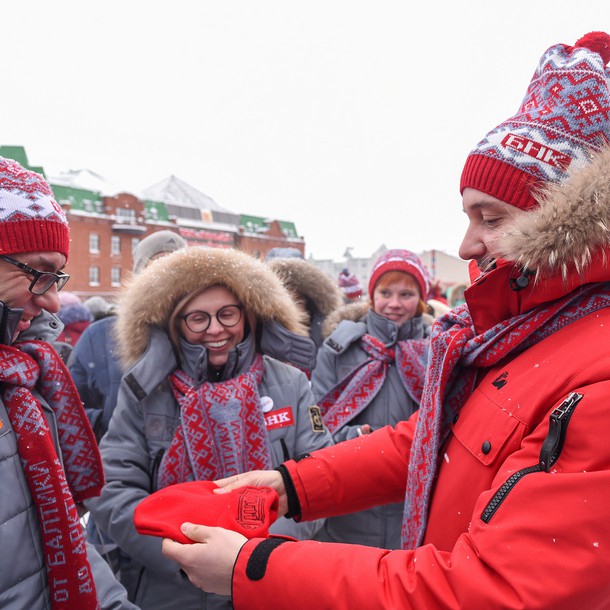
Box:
321;300;435;339
116;247;309;369
267;258;343;318
497;145;610;280
321;301;370;339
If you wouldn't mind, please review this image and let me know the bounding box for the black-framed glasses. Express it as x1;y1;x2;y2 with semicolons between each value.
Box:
181;304;243;333
0;254;71;295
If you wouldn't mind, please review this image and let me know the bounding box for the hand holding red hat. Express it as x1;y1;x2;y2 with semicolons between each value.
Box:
162;524;244;597
213;470;288;516
134;480;280;544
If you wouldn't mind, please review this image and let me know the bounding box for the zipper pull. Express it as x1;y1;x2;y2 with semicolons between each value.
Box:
539;392;584;472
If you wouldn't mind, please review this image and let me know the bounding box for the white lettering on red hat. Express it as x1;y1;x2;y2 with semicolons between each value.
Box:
501;133;572;169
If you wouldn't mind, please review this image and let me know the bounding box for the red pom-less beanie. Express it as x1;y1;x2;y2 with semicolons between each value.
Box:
134;480;280;544
0;157;70;260
368;249;430;301
460;31;610;210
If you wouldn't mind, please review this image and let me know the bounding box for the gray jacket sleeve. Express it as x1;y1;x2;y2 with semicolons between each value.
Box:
264;360;334;540
86;384;185;583
311;321;369;443
87;542;140;610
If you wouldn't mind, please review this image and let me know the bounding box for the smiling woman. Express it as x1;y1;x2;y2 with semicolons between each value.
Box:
86;245;335;610
173;288;245;370
309;248;431;550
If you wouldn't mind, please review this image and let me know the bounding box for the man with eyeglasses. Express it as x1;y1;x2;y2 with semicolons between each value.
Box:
0;156;138;610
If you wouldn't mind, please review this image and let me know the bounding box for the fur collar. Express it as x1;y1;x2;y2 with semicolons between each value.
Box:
116;247;309;369
497;145;610;280
267;258;343;317
321;301;370;338
321;301;434;339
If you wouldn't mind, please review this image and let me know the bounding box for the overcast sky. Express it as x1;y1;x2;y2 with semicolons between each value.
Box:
3;2;608;261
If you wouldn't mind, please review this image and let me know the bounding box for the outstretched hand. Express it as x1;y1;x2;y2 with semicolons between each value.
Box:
162;524;247;596
213;469;288;516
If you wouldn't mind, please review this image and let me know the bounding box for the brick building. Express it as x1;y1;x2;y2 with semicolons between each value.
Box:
1;146;306;300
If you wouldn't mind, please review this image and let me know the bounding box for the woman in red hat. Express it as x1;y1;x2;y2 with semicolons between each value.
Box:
309;248;431;550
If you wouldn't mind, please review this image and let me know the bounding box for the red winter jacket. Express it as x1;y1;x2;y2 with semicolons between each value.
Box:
232;271;610;610
231;147;610;609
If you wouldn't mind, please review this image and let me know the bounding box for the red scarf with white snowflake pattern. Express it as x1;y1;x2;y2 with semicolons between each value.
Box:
158;354;273;488
0;340;103;610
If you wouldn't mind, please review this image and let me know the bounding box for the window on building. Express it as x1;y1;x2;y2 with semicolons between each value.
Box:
111;235;121;256
83;199;93;212
111;266;121;286
89;233;100;254
89;266;100;286
116;208;136;222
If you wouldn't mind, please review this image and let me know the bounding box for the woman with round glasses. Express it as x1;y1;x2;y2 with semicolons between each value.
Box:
87;246;334;610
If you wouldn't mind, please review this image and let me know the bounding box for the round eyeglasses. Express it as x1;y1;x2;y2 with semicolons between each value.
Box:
0;254;71;295
181;304;243;334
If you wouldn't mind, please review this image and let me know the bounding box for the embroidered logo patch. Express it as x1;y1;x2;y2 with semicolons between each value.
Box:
237;487;275;531
308;405;325;433
264;407;294;430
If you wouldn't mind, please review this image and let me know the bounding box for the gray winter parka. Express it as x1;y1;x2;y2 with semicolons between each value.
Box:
311;304;430;549
87;247;334;610
0;309;137;610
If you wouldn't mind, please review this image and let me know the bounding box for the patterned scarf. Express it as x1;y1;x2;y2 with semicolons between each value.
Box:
0;340;104;610
402;284;610;549
318;334;429;434
159;354;272;488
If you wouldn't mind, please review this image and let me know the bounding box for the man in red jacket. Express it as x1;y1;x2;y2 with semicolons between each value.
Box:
162;32;610;609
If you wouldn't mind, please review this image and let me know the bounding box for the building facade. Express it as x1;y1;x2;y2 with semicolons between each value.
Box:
1;146;306;300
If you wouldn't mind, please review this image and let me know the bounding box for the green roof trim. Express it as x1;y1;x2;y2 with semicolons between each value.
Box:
0;145;46;177
240;214;268;231
144;199;171;222
278;220;299;238
51;184;104;212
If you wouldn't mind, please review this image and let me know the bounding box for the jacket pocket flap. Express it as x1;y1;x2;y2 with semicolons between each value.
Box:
452;393;522;466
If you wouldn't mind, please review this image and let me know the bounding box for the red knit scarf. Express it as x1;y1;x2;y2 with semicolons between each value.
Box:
0;340;104;610
158;355;272;488
318;334;429;434
402;284;610;549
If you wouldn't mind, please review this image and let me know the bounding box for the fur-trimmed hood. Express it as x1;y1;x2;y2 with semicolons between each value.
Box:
116;247;309;369
321;301;370;339
321;301;434;339
497;145;610;280
267;258;344;319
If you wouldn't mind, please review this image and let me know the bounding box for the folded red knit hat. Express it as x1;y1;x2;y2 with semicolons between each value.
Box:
134;480;279;544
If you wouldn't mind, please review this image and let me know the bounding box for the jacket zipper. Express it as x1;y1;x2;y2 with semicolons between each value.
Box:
481;391;583;524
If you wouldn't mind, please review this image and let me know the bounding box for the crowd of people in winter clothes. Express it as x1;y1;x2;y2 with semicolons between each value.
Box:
1;28;610;610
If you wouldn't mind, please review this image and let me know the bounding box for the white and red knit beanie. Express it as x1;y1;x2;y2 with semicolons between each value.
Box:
460;31;610;210
338;268;363;300
0;156;70;259
368;249;430;301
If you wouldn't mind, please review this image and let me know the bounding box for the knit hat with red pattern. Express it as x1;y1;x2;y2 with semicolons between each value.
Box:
368;249;430;301
0;156;70;259
460;31;610;210
338;268;363;300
